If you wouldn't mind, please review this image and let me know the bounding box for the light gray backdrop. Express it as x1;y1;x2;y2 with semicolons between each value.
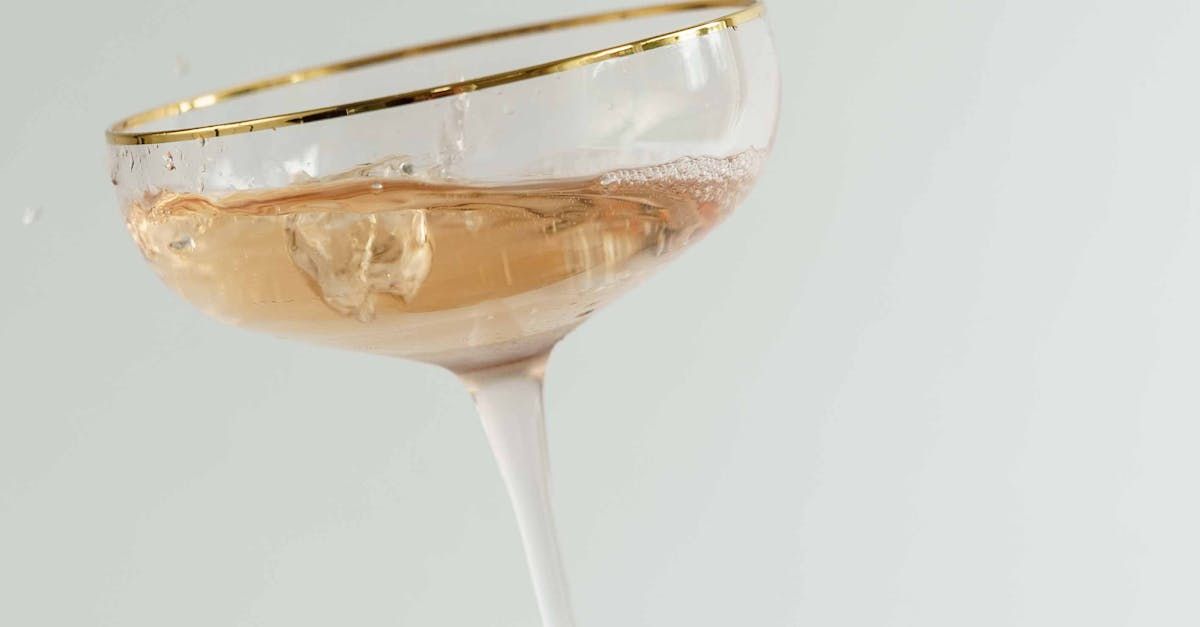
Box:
2;1;1198;625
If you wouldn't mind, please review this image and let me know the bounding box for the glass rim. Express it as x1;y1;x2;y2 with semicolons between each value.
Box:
106;0;764;146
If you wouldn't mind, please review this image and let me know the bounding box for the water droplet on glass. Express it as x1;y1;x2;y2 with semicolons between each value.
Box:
21;207;41;226
400;162;415;175
370;181;384;191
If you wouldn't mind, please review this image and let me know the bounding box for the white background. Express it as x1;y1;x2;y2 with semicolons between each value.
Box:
2;1;1199;625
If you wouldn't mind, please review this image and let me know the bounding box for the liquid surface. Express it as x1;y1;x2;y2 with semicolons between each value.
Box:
126;152;760;370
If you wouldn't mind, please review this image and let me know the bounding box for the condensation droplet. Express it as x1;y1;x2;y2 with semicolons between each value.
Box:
400;162;415;175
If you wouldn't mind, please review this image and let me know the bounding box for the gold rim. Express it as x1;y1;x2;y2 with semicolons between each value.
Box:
106;1;764;146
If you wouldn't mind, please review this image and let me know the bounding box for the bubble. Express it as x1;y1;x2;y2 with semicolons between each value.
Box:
370;182;384;191
169;235;195;251
599;150;764;203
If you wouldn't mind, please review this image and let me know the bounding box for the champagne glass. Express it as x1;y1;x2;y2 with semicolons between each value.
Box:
106;2;779;625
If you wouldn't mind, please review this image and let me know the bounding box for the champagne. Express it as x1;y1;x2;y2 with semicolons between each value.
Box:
125;152;761;370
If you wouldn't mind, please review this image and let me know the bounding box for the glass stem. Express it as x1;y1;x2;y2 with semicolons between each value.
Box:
458;353;576;627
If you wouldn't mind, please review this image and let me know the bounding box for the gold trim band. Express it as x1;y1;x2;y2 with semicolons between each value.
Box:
106;1;764;145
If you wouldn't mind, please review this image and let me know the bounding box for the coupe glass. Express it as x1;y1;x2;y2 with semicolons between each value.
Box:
107;2;779;625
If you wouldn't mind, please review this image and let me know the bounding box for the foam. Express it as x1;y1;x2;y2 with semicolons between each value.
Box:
599;149;765;203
